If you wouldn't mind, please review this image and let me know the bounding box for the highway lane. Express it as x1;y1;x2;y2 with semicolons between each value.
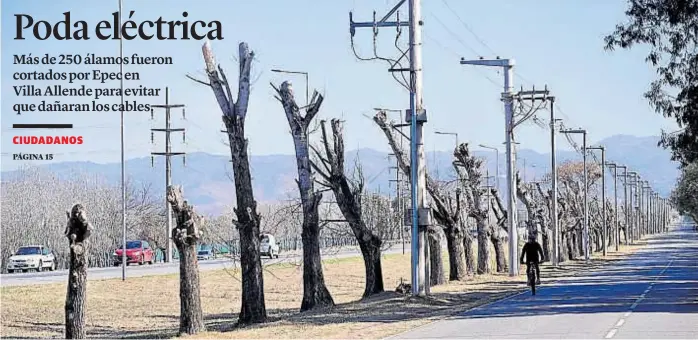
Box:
391;223;698;339
0;245;407;287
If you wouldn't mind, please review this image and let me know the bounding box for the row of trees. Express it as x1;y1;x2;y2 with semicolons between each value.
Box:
176;40;658;336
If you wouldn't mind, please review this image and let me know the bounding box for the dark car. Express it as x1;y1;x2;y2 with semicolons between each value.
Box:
113;240;155;266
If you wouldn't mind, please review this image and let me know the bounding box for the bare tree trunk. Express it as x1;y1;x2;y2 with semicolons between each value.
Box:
476;219;491;274
445;226;468;280
168;186;205;335
559;232;569;262
200;41;266;324
541;230;551;261
490;234;507;273
64;204;93;339
274;82;334;311
463;231;476;274
429;229;446;286
313;119;384;297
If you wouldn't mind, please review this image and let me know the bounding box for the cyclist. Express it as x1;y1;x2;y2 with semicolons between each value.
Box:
520;233;544;285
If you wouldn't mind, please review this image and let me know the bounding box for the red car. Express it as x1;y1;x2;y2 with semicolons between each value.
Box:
113;240;155;266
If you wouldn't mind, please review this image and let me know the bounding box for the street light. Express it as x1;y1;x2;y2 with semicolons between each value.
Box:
461;57;519;277
479;144;500;194
271;68;309;107
435;131;459;149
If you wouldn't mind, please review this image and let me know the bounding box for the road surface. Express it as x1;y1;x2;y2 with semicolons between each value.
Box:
0;245;407;287
392;223;698;339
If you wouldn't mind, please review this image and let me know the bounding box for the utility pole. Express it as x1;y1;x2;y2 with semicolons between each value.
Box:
587;146;606;256
628;171;638;244
350;0;431;296
608;163;622;251
151;87;186;263
620;166;629;245
548;96;560;266
561;128;589;262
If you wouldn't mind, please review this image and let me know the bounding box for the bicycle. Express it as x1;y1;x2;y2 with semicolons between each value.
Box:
526;263;537;295
522;261;544;295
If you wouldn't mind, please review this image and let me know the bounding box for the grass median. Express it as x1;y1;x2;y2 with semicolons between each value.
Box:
1;241;645;339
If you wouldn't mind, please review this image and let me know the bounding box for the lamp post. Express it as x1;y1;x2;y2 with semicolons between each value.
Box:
271;69;309;107
460;57;518;275
435;131;459;149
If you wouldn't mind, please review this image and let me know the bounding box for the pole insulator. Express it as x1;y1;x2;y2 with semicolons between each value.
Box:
151;155;154;167
183;131;186;143
183;154;186;167
151;131;154;144
182;108;186;120
150;108;154;120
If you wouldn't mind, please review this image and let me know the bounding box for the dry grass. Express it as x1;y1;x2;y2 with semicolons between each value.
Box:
1;242;645;339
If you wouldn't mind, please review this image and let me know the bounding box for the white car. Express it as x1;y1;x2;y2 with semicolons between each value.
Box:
7;245;57;273
197;249;215;261
260;234;280;259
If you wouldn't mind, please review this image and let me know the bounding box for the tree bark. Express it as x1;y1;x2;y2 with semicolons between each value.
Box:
559;232;569;262
476;219;491;274
313;119;384;298
490;189;510;272
200;41;266;324
429;229;446;286
490;234;507;273
64;204;93;339
445;226;468;280
167;186;205;335
463;230;476;274
274;81;334;311
541;231;551;261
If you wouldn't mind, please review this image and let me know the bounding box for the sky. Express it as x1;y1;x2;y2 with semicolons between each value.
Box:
0;0;678;171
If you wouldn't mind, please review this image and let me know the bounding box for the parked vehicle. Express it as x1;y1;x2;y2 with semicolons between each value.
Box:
7;245;56;273
260;233;280;259
113;240;155;266
197;249;215;261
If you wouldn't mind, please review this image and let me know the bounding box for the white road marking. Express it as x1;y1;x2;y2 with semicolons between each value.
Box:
605;329;618;339
606;257;675;338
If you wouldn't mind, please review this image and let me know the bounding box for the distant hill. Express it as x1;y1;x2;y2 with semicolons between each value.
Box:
1;135;680;215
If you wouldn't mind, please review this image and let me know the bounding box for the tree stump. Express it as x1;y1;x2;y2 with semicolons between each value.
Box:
64;204;93;339
167;185;206;335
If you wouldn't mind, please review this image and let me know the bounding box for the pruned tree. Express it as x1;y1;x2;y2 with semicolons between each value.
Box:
516;173;550;260
64;204;93;339
311;118;384;297
167;186;205;335
372;111;463;282
272;81;334;311
488;188;509;272
605;0;698;166
195;41;267;324
453;143;490;274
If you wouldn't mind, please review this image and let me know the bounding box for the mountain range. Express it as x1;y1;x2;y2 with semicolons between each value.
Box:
1;135;680;215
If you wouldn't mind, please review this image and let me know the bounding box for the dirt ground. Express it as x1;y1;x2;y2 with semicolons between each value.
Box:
0;242;644;339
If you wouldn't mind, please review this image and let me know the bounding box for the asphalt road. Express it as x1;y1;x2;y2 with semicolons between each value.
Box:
0;245;407;287
392;223;698;339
